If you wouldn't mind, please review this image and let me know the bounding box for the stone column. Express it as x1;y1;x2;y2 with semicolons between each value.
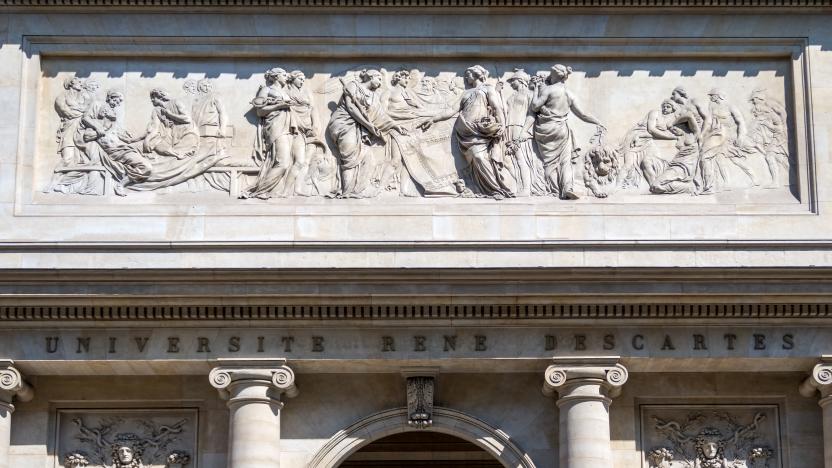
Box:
542;357;628;468
799;356;832;468
209;360;298;468
0;360;33;468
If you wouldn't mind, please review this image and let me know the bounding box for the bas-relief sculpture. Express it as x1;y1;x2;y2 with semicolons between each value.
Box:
642;407;780;468
43;64;793;201
58;411;195;468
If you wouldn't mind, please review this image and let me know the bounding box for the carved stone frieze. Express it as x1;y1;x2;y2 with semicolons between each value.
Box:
40;62;793;202
57;409;197;468
640;405;781;468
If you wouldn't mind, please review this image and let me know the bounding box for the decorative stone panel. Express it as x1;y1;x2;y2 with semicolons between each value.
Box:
639;404;782;468
56;408;197;468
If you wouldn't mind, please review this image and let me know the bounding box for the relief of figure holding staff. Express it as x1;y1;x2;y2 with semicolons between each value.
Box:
530;64;606;200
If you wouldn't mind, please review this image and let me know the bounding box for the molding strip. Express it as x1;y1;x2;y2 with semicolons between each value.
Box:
1;303;830;320
0;0;830;7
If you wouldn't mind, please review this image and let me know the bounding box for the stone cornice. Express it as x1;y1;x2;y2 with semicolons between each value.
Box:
1;303;831;321
0;0;828;7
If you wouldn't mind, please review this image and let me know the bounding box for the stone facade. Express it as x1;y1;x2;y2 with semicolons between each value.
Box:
1;1;832;468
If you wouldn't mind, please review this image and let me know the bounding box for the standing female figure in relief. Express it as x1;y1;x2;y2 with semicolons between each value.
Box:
649;99;703;195
504;68;548;197
281;70;324;197
422;65;516;199
54;77;93;166
530;64;606;200
327;69;406;198
243;67;296;199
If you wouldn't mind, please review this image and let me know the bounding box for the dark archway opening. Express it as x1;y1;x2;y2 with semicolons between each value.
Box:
339;431;504;468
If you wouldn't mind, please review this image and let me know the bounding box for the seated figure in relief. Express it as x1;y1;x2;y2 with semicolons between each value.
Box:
648;99;703;195
140;89;199;160
530;64;606;200
699;88;760;193
618;98;691;190
79;90;152;196
327;69;407;198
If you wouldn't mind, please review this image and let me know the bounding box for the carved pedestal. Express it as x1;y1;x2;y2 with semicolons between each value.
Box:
800;357;832;468
543;357;628;468
209;360;298;468
0;360;33;468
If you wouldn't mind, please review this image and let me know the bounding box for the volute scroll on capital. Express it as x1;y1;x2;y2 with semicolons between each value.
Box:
799;357;832;399
209;361;298;400
542;358;628;399
0;359;34;406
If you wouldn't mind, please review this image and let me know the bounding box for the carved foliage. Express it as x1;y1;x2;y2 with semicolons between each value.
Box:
641;405;780;468
58;410;196;468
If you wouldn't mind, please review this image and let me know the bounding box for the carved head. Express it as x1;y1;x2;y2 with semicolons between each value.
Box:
83;80;101;93
197;79;214;94
117;446;134;464
149;88;171;106
288;71;306;89
695;428;724;460
507;68;531;90
708;88;726;103
106;90;125;108
64;77;84;91
391;70;411;87
750;89;767;107
661;99;678;115
548;64;572;83
419;76;436;93
264;67;288;86
464;65;489;85
359;69;383;90
586;143;620;179
671;86;689;104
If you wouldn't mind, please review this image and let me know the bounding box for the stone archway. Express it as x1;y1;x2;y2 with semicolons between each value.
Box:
306;407;537;468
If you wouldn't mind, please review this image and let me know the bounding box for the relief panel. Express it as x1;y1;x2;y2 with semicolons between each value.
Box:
640;404;783;468
55;408;197;468
22;44;805;214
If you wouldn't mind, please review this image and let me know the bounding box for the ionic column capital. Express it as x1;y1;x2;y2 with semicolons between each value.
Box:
0;360;33;411
543;357;628;402
800;356;832;402
209;359;298;407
